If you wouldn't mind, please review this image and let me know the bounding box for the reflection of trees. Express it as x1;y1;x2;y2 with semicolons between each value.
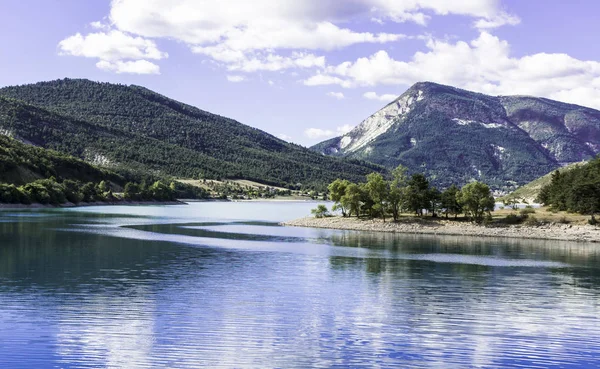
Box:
327;231;600;290
327;231;600;265
0;219;213;293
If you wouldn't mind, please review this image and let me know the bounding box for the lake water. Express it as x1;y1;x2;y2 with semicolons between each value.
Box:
1;201;599;368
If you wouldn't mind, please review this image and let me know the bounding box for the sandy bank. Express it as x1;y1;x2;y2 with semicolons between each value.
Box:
282;216;600;243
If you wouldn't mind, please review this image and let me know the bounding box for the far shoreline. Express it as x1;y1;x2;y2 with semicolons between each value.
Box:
282;216;600;243
0;200;188;210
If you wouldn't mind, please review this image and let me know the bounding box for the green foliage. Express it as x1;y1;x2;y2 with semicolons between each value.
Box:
538;158;600;222
325;165;471;221
311;204;330;218
502;213;524;225
0;135;123;186
340;183;362;217
404;174;430;216
441;184;462;219
328;179;350;216
365;173;389;221
0;79;386;190
388;165;408;221
457;181;495;224
519;206;536;216
0;183;27;203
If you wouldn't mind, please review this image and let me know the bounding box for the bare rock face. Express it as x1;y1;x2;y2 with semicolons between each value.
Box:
312;82;600;191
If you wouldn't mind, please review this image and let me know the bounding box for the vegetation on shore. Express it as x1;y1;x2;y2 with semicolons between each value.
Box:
324;165;495;224
0;135;208;205
499;162;583;204
538;157;600;224
0;178;191;205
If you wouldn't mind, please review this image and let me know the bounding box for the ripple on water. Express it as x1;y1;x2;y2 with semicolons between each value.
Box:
0;203;599;368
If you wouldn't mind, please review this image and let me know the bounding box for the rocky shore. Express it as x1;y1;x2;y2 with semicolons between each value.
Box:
283;216;600;243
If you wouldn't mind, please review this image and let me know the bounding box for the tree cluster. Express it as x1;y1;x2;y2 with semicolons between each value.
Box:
0;177;192;205
328;166;495;223
538;158;600;222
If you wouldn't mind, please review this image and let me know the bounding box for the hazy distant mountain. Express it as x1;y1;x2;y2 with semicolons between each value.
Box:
311;82;600;190
0;79;384;189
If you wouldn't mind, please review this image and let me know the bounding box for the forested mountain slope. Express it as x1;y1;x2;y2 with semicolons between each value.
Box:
0;79;384;189
0;134;122;186
312;82;600;190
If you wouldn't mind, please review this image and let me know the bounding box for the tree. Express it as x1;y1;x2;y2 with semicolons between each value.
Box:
441;184;462;219
341;183;362;217
98;180;110;193
311;204;330;218
428;187;441;217
404;173;430;216
570;181;600;223
456;181;495;223
359;182;376;218
149;181;175;201
124;182;141;201
328;179;350;217
365;173;389;222
81;182;100;202
502;194;522;211
389;165;408;221
63;179;83;203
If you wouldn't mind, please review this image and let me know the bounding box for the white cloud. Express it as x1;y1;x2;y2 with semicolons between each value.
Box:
326;92;345;100
96;60;161;74
370;0;520;29
336;124;354;134
305;32;600;109
90;21;110;30
364;91;397;102
226;75;246;82
58;30;167;61
277;133;293;141
304;74;353;88
304;124;355;139
62;1;518;76
58;30;167;74
305;128;335;139
109;0;406;49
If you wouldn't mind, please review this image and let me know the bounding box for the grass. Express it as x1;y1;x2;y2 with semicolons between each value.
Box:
498;162;583;203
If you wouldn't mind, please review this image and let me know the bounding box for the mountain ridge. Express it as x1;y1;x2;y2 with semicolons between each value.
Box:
0;78;386;189
311;81;600;190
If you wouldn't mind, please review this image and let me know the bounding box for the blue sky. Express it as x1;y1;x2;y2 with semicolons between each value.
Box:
1;0;600;146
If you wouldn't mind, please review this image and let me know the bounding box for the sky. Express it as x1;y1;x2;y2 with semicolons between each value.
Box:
1;0;600;146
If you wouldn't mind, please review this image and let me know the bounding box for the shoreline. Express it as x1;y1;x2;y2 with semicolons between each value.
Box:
0;200;187;209
282;216;600;243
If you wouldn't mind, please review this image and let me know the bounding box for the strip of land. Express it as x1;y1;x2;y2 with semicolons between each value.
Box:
0;200;186;209
283;216;600;243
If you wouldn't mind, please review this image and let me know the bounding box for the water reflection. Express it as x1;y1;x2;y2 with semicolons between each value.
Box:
0;203;599;368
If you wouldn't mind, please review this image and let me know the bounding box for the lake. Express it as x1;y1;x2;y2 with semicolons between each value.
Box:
1;201;599;368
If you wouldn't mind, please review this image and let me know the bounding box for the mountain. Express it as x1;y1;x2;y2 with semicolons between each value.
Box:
0;134;123;186
311;82;600;190
0;79;384;189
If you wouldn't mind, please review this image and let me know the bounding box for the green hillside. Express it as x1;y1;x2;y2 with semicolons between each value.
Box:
0;134;208;204
0;79;384;189
500;162;584;203
0;134;122;186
